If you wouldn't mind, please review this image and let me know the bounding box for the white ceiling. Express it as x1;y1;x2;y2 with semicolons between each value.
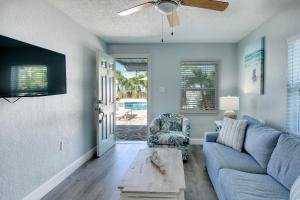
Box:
48;0;294;43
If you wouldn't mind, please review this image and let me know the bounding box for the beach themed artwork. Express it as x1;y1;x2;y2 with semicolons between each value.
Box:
244;37;265;94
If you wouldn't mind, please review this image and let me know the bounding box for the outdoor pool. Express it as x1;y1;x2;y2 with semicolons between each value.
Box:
124;102;147;110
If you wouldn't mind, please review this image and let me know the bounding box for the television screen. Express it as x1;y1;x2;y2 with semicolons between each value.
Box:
0;35;66;97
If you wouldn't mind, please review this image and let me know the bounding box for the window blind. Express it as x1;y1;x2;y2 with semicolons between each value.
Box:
287;37;300;133
180;62;217;113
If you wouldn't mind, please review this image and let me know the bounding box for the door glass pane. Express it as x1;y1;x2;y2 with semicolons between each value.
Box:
101;76;104;102
104;76;107;105
100;121;103;140
111;113;114;136
102;114;106;140
105;114;108;139
112;77;115;103
108;77;112;104
109;113;112;137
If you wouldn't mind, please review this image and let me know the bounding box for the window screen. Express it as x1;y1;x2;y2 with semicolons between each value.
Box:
180;62;217;113
287;37;300;133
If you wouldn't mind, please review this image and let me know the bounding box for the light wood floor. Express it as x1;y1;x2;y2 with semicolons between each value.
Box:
42;143;217;200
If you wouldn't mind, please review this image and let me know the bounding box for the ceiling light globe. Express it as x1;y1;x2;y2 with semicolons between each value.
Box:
155;1;179;15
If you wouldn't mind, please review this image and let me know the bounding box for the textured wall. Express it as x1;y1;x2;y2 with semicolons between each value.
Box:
108;43;237;138
237;0;300;130
0;0;106;199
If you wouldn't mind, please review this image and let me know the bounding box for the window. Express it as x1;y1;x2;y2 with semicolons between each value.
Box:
180;61;217;114
287;37;300;133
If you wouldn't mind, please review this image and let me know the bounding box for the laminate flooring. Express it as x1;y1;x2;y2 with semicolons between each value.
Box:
42;143;217;200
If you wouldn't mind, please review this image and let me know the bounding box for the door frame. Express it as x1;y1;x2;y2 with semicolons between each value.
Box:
111;53;152;128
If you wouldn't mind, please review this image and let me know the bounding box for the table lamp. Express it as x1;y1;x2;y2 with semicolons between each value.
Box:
219;96;239;119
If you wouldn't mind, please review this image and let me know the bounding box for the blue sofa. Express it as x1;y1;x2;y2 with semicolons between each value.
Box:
203;115;300;200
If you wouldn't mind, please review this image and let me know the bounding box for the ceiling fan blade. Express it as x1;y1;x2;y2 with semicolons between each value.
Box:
167;11;180;27
182;0;229;11
118;1;155;16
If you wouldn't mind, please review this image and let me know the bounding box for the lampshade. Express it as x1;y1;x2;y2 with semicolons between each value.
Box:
219;96;239;111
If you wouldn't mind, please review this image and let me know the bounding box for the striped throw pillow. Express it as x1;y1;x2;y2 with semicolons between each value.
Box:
291;176;300;200
217;118;247;152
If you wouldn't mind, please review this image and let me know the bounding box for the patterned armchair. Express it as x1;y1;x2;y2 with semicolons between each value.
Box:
148;113;191;160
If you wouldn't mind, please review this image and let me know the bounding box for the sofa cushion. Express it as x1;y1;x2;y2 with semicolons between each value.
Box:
267;133;300;190
291;176;300;200
148;131;189;146
203;142;266;175
219;169;289;200
244;123;281;169
242;115;263;126
217;118;247;152
205;154;226;200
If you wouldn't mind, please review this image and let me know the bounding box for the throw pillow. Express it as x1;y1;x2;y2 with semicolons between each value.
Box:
217;117;247;152
160;115;171;132
244;123;281;169
267;133;300;189
291;176;300;200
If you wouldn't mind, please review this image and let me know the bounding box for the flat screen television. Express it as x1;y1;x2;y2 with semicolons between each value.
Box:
0;35;66;97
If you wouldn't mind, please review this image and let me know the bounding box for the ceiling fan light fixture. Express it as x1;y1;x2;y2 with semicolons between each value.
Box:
155;0;179;15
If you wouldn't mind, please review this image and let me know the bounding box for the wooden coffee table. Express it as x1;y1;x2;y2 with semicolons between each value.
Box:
118;148;186;200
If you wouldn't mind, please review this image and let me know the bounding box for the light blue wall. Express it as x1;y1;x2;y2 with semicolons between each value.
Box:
0;0;106;199
108;43;238;138
237;0;300;130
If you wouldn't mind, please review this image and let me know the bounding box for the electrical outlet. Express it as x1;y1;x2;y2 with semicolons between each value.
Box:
60;141;63;151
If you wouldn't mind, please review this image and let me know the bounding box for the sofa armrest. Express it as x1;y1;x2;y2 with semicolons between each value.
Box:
149;116;161;135
204;132;219;142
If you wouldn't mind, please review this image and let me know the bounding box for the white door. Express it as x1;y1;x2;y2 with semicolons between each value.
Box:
96;51;116;157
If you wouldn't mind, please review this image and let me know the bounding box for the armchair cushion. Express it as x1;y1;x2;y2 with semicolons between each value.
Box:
160;113;184;132
148;131;190;146
160;115;172;132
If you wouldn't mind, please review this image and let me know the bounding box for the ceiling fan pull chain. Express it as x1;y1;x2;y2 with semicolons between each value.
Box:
161;14;164;43
171;4;174;36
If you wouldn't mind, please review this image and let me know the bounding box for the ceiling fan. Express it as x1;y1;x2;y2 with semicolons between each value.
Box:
118;0;229;27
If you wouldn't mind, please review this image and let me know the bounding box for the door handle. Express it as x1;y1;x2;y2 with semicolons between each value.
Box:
95;107;105;123
99;111;104;123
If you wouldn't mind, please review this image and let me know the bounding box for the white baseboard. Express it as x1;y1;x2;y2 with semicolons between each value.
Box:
23;147;96;200
190;139;203;145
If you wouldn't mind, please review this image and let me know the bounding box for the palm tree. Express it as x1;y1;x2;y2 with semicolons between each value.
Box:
115;70;148;99
182;66;215;110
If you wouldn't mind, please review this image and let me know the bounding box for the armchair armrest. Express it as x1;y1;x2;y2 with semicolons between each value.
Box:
204;132;219;143
182;117;191;137
149;116;161;135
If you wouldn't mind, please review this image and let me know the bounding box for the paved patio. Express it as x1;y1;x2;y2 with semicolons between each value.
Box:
115;125;148;141
116;107;148;141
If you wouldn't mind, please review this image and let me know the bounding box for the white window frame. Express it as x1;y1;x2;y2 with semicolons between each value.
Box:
287;34;300;133
180;61;218;114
